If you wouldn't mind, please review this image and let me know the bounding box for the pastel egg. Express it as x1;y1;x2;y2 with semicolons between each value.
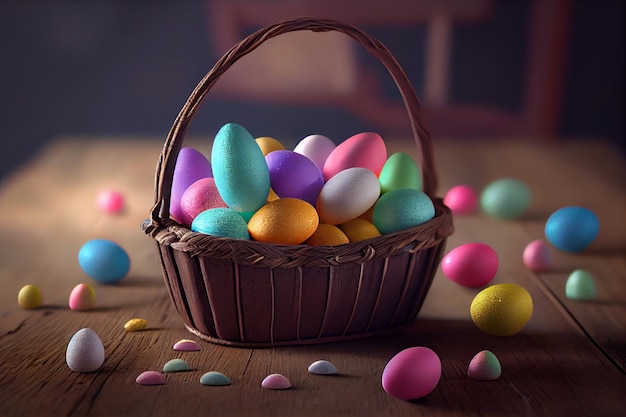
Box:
441;243;498;288
78;239;130;284
191;208;250;239
444;184;478;215
18;284;42;309
480;178;531;220
304;224;350;246
372;189;435;234
96;188;125;214
66;328;105;373
293;134;336;171
255;136;286;155
470;283;533;336
248;198;318;245
523;240;552;271
545;206;599;252
382;347;441;400
323;132;387;181
378;152;422;194
565;269;596;300
69;283;96;311
316;167;381;225
211;123;270;216
180;178;228;226
338;218;381;242
467;350;501;380
170;147;212;223
265;150;324;205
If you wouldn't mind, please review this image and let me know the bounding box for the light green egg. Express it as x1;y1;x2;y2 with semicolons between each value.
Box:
373;189;435;234
480;178;531;220
378;152;422;194
565;269;596;301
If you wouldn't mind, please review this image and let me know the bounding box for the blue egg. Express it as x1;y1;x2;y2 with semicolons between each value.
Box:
78;239;130;284
545;206;599;252
191;208;250;239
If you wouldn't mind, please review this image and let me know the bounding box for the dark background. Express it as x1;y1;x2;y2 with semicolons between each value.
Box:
0;0;623;180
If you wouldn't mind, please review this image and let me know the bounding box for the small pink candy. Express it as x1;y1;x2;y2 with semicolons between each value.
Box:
136;371;166;385
261;373;291;390
523;239;552;272
96;189;125;214
173;339;201;351
467;350;501;380
444;184;478;215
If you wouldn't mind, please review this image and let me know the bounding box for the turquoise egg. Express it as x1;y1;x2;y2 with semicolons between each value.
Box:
191;208;250;240
78;239;130;284
545;206;599;252
211;123;270;214
378;152;422;194
480;178;531;220
373;189;435;234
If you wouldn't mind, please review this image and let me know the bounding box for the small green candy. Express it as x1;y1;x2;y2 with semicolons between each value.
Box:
565;269;596;301
162;358;192;373
200;371;231;386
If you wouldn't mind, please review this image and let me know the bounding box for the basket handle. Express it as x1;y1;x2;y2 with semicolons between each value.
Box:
150;17;437;224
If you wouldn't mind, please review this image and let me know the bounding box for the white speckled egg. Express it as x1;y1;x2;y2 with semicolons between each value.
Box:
293;134;336;171
66;328;105;373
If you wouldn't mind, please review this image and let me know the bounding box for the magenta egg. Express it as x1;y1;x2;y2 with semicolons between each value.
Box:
441;243;498;287
180;178;227;226
443;184;478;215
322;132;387;181
382;347;441;400
523;239;552;272
265;150;324;206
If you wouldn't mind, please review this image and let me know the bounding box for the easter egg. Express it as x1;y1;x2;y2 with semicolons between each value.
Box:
523;240;552;271
470;283;533;336
304;224;350;246
441;243;498;288
248;198;318;245
467;350;501;380
96;188;125;214
565;269;596;300
339;218;381;242
180;178;228;226
69;283;96;311
323;132;387;181
545;206;599;252
211;123;270;216
382;347;441;400
255;136;285;155
265;150;324;205
372;189;435;234
170;147;212;223
66;328;105;373
18;284;42;309
480;178;531;220
293;134;336;171
78;239;130;284
444;184;478;215
378;152;422;194
316;167;381;225
191;208;250;240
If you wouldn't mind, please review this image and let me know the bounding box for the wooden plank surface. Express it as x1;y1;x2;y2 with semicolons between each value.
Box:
0;137;624;417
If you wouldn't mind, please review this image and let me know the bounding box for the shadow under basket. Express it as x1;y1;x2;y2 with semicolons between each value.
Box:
142;18;454;347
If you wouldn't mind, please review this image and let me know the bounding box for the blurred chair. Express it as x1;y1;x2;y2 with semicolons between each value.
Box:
205;0;572;138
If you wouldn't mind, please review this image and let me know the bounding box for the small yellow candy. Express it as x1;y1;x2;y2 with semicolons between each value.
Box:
18;284;43;309
124;318;147;332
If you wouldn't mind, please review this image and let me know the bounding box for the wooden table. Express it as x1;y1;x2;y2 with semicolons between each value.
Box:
0;137;624;417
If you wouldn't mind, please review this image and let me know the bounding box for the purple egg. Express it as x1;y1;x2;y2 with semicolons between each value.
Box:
265;150;324;205
170;147;212;223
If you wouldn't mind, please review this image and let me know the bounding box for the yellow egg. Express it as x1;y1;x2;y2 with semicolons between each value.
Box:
339;218;381;242
267;187;280;202
18;284;42;309
256;136;286;156
470;283;533;336
248;198;318;245
305;224;350;246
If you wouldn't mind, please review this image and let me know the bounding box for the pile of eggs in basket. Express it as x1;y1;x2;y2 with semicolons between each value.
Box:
170;123;434;245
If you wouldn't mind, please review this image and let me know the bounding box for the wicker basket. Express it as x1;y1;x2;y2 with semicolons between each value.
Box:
142;17;454;347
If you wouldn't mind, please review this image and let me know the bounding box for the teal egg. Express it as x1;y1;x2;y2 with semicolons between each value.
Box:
78;239;130;284
373;189;435;234
378;152;422;194
211;123;270;214
565;269;596;300
191;208;250;239
480;178;531;220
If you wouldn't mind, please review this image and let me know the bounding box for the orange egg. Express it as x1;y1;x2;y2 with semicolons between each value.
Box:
339;218;381;242
248;198;318;244
305;224;350;246
267;187;280;202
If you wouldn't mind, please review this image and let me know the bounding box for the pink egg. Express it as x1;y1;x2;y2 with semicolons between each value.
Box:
96;189;125;214
443;184;478;215
180;178;227;226
265;150;324;205
523;239;552;271
293;134;336;171
170;147;212;223
382;347;441;400
322;132;387;181
441;243;498;287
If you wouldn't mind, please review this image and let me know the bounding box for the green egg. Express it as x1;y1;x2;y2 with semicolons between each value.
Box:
191;208;250;239
373;189;435;234
480;178;531;220
378;152;422;194
565;269;596;300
